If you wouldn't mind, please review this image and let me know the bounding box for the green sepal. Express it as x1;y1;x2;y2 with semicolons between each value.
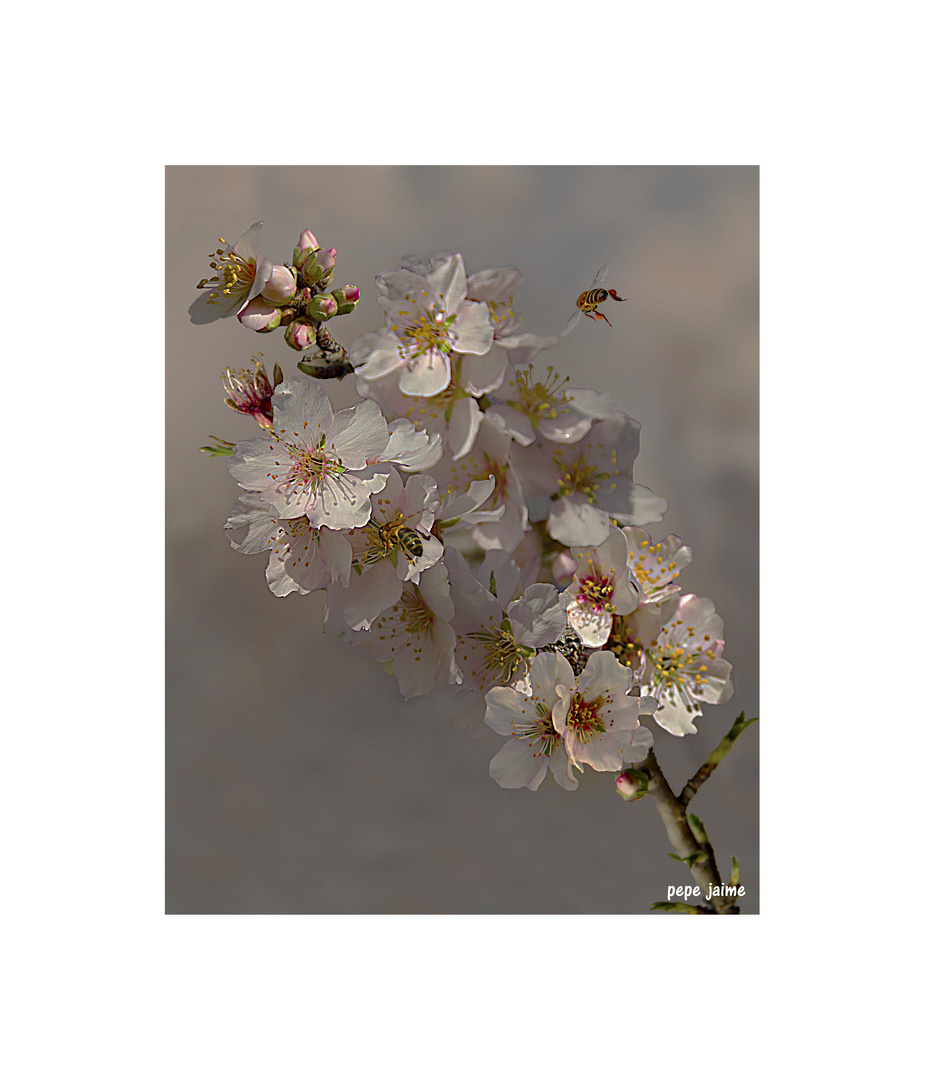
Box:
199;436;236;457
730;855;740;888
650;902;702;914
686;812;709;844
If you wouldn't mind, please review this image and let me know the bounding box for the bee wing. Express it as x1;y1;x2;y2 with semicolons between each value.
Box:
590;264;608;288
562;309;581;336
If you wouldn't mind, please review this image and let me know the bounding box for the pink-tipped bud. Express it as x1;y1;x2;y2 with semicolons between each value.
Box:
338;284;360;304
308;294;337;321
615;770;649;801
260;264;297;305
298;228;319;252
284;321;318;351
332;286;361;316
316;247;336;271
552;551;579;585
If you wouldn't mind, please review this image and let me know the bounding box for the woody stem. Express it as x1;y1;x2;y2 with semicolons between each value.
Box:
640;748;740;914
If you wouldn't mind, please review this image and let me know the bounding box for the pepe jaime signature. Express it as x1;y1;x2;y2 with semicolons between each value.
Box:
667;883;746;903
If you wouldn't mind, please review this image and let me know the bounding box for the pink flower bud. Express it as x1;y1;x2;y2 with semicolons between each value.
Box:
237;296;282;332
615;770;648;801
298;228;319;252
260;264;297;305
552;551;579;585
339;284;360;304
308;294;337;321
315;247;336;272
284;321;318;350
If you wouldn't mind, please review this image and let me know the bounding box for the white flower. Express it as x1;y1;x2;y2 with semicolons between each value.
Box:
189;222;272;324
223;492;353;597
484;652;578;791
335;563;459;700
446;546;566;697
227;374;391;530
565;527;641;647
627;593;734;736
623;527;692;604
485;362;624;447
426;420;529;552
511;416;668;548
350;253;495;397
332;469;444;631
552;651;655;773
357;365;482;462
464;264;558;366
375;416;444;472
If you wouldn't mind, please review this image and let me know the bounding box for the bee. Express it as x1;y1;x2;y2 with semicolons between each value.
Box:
359;517;425;565
561;265;626;336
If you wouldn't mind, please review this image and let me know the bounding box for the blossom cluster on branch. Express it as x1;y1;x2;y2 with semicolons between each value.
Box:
192;223;735;794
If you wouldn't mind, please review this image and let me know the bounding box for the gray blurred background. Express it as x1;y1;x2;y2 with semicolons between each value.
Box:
166;166;758;914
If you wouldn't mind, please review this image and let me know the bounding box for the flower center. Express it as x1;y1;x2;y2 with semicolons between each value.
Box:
470;626;527;684
555;451;609;501
650;641;711;695
517;701;562;758
393;297;458;362
268;432;346;497
469;454;508;499
197;238;256;306
627;538;681;594
578;573;616;613
485;295;516;329
565;692;608;743
508;364;571;426
396;586;435;636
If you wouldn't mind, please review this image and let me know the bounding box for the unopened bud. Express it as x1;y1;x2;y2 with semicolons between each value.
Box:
284;321;318;351
237;296;282;333
331;285;361;315
300;247;337;286
616;770;648;801
308;294;337;321
298;228;319;252
260;264;297;305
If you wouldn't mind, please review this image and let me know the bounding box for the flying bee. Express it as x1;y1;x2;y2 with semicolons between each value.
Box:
358;516;426;566
561;265;626;336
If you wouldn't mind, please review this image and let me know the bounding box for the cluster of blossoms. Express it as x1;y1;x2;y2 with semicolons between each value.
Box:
190;222;360;377
193;225;735;793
